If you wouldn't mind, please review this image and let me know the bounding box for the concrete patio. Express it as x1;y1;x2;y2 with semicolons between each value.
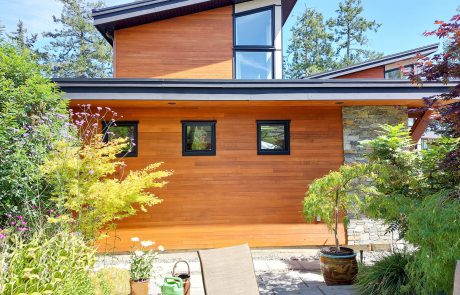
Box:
96;248;372;294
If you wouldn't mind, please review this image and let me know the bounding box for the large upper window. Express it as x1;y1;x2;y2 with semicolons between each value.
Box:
234;7;274;79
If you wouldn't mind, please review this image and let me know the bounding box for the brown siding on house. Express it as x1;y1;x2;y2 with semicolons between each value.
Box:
86;103;345;251
335;66;385;79
114;6;233;79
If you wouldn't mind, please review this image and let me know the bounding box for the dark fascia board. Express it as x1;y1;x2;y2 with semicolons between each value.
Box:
54;78;456;102
94;0;231;44
305;43;439;79
93;0;297;45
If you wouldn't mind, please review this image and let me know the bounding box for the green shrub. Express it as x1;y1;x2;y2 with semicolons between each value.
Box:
356;251;414;295
0;43;68;228
404;190;460;294
359;124;460;293
94;267;130;295
302;163;372;251
0;229;96;294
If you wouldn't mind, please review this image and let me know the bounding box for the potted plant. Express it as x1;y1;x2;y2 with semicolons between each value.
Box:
302;163;370;285
129;237;165;295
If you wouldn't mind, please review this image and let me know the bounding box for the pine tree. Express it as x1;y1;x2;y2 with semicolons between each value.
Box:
285;8;336;78
0;20;5;42
42;0;112;78
327;0;382;66
8;20;38;51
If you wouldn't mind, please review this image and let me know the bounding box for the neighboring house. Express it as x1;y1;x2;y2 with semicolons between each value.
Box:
56;0;451;251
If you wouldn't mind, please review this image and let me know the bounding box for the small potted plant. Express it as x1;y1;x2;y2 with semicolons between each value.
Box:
129;237;165;295
302;164;370;285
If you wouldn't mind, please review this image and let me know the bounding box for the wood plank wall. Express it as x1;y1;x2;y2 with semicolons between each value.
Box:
335;66;385;79
114;6;233;79
88;103;345;251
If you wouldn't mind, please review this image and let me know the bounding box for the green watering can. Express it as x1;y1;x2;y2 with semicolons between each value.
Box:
161;277;184;295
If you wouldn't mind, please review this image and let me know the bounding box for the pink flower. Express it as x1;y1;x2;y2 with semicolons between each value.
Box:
0;233;5;239
89;170;94;175
97;107;103;111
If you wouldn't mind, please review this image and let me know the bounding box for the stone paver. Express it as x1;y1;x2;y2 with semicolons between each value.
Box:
95;249;364;295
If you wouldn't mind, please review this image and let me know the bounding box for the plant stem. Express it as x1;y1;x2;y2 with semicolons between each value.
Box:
335;189;340;252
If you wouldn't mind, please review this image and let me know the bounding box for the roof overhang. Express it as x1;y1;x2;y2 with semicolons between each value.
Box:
93;0;297;45
306;43;439;79
55;78;455;103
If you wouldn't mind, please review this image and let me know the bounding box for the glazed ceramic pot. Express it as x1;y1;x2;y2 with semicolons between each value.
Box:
319;246;358;285
130;279;149;295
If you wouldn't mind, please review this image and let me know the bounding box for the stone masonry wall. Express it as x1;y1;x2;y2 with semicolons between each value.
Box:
342;106;407;246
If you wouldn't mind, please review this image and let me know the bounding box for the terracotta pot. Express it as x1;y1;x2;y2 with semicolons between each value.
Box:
319;247;358;285
130;279;149;295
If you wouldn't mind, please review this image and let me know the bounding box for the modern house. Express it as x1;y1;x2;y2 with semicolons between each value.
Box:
56;0;451;251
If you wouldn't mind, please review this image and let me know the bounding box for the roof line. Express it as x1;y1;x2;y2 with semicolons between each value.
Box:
53;78;456;88
93;0;297;45
305;43;439;79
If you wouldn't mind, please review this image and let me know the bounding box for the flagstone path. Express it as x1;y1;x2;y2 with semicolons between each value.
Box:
95;248;383;294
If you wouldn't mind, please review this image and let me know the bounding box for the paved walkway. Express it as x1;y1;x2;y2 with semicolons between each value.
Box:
96;249;359;295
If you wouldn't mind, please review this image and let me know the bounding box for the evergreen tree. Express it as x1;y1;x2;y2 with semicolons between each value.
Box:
0;20;5;42
42;0;112;78
8;20;38;51
327;0;382;66
285;8;336;78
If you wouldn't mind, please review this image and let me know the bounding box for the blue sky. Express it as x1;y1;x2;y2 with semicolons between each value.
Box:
0;0;458;55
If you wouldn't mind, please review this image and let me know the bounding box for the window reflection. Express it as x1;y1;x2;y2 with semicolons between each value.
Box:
235;51;273;79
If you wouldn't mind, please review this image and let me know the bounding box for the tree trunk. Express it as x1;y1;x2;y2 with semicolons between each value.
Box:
346;26;351;60
335;190;340;252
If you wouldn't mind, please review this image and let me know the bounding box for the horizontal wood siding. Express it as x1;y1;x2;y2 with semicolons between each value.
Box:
88;103;345;251
114;6;233;79
336;66;385;79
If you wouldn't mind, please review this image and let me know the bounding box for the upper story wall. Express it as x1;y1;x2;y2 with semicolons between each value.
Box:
334;66;384;79
114;6;233;79
113;0;284;79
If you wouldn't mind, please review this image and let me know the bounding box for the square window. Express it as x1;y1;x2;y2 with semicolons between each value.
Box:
235;51;273;79
102;121;138;157
182;121;216;156
257;120;290;155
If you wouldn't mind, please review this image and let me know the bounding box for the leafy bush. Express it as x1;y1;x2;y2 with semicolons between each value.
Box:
41;106;173;240
362;124;459;237
404;190;460;294
302;163;371;251
356;251;414;295
0;229;96;294
359;124;460;293
0;44;68;228
94;267;130;295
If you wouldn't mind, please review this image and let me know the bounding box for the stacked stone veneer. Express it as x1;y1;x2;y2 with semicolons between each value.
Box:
342;106;407;246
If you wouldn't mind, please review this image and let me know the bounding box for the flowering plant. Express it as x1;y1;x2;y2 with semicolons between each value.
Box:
129;237;164;282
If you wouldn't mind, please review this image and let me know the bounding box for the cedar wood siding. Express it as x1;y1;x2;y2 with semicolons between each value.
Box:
335;66;385;79
114;6;233;79
94;103;345;251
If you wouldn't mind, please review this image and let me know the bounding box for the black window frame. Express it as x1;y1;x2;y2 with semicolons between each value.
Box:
233;5;275;79
384;64;414;79
102;120;139;157
256;120;290;155
182;121;217;156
